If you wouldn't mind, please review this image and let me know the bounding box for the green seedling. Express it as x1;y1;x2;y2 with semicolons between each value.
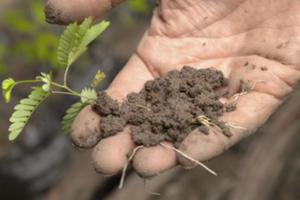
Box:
2;17;109;141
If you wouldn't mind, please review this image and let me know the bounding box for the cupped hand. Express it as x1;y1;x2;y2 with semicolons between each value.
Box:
47;0;300;177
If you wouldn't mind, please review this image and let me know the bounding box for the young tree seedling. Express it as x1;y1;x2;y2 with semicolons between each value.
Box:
2;17;109;141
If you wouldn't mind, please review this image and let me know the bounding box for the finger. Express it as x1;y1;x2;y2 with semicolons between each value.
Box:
85;54;153;174
45;0;126;24
92;127;134;175
177;55;300;167
132;142;177;177
125;59;240;175
132;55;300;176
178;91;281;167
71;105;101;148
181;55;299;100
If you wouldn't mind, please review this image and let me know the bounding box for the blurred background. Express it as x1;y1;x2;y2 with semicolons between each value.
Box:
0;0;300;200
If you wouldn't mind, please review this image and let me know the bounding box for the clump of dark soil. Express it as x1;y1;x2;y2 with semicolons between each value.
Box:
92;66;234;147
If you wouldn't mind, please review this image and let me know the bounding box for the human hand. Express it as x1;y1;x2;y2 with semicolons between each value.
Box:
46;0;300;177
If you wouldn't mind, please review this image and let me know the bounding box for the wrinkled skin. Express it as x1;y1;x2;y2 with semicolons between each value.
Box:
63;0;300;177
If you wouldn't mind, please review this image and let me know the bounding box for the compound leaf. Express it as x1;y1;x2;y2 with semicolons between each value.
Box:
8;87;49;141
57;23;78;67
57;17;109;68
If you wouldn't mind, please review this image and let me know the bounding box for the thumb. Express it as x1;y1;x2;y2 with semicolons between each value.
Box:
45;0;126;24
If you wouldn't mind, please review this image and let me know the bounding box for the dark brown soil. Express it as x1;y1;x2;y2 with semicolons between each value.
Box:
92;66;234;147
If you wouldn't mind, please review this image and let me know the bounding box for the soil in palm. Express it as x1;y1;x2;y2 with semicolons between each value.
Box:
93;66;234;148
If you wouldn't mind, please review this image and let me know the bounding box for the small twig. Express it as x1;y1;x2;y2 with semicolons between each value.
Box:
160;143;217;176
143;179;161;196
119;146;144;189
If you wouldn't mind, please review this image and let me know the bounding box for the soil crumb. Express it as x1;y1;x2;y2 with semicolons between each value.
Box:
239;80;251;93
93;66;234;147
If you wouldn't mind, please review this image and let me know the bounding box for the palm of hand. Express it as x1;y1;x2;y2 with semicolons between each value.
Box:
71;0;300;177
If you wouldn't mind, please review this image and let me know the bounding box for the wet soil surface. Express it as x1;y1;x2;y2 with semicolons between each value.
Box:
93;66;234;147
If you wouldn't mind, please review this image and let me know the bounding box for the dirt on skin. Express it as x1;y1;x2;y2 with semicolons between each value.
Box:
92;66;234;148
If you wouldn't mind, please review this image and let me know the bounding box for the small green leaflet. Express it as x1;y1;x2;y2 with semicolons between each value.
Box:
80;88;97;103
57;17;110;68
36;72;52;92
61;102;86;134
57;23;77;67
8;87;49;141
2;78;15;103
62;87;97;134
91;70;105;89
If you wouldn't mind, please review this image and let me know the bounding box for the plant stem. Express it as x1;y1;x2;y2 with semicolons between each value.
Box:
51;83;95;102
63;64;71;87
65;86;80;96
52;91;81;97
51;82;80;96
15;80;42;85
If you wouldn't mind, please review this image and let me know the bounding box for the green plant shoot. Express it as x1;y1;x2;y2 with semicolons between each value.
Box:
1;17;109;141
